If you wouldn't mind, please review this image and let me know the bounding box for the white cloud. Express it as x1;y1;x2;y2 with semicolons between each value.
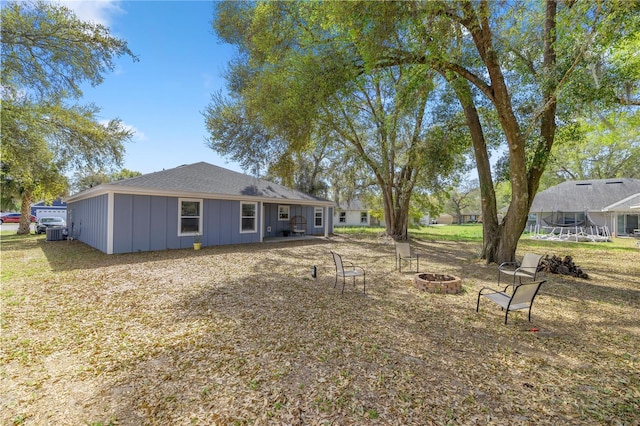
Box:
57;0;124;26
121;123;148;142
100;120;148;142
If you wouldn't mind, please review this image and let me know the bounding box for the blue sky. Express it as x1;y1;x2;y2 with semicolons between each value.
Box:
63;0;243;175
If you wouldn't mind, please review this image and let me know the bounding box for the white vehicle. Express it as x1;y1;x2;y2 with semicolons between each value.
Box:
36;217;67;234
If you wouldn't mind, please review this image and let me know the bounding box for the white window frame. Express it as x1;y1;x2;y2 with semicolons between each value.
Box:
339;211;346;223
360;211;368;224
240;201;258;233
278;205;290;221
314;207;323;228
178;198;203;236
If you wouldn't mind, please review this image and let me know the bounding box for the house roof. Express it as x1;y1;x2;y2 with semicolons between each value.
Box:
67;162;333;206
608;193;640;210
336;199;368;211
530;179;640;212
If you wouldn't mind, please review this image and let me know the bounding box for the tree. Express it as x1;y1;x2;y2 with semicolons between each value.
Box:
1;0;136;234
543;110;640;182
402;0;636;263
72;168;143;193
447;182;480;225
215;0;637;262
210;1;469;239
1;1;134;101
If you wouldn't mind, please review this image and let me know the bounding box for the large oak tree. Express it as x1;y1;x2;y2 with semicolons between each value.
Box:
209;1;469;239
211;0;637;263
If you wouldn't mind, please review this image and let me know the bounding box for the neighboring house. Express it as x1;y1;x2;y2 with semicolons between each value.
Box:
419;213;454;225
436;213;455;225
31;199;67;221
66;162;334;254
529;178;640;236
333;199;371;226
452;212;483;224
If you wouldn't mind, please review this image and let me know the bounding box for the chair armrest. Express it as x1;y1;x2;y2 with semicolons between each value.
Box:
478;286;500;296
344;261;365;274
498;261;519;271
502;283;517;292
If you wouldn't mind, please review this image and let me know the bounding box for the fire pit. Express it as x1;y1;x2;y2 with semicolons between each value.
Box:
414;273;462;294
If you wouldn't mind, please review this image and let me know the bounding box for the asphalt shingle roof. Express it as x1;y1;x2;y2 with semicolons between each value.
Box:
77;162;330;204
530;178;640;212
337;199;368;211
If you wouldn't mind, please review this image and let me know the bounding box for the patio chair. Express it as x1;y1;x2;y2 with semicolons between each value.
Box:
476;280;546;324
290;215;307;237
395;242;420;273
498;253;543;287
330;251;366;294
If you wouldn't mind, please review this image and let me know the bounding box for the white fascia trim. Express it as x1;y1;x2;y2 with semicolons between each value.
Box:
602;192;640;211
67;185;335;207
107;191;114;255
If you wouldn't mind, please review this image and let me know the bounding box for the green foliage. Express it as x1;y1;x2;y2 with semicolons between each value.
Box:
1;0;136;101
72;168;142;193
210;1;470;238
1;0;136;233
545;110;640;181
211;0;637;260
204;91;287;177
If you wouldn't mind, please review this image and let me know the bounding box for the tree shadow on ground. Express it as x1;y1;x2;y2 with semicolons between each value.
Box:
6;234;637;424
27;235;333;272
82;239;638;424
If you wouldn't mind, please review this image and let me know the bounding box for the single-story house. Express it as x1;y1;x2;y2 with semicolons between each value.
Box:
31;199;67;221
529;178;640;236
66;162;334;254
419;213;454;225
435;213;454;225
333;199;372;226
453;212;483;224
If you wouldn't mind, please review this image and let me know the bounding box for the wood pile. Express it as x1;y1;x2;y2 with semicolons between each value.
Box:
539;255;589;279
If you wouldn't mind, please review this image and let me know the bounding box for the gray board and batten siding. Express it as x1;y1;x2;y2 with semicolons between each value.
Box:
66;162;334;254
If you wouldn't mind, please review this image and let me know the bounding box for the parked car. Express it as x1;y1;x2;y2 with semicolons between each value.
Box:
0;212;37;223
36;217;67;234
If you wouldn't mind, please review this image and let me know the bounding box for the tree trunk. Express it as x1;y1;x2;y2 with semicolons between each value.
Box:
17;190;33;235
487;0;558;264
446;74;502;262
380;179;411;240
460;0;535;264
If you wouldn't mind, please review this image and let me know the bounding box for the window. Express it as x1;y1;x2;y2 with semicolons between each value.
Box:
278;205;290;221
314;207;323;227
241;202;257;233
339;212;346;223
360;211;368;224
562;212;585;225
179;198;202;236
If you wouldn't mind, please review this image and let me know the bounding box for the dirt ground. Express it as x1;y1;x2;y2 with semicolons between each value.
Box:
1;233;639;425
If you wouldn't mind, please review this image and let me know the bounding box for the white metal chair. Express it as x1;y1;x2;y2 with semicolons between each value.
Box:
498;253;542;286
476;280;546;324
330;251;366;294
395;242;420;273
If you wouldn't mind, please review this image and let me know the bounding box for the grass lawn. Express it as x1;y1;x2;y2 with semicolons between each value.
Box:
1;227;639;424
